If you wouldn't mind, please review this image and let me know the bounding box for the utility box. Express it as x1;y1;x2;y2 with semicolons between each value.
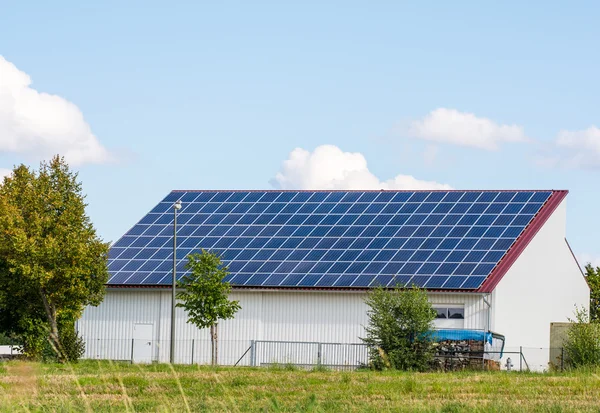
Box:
549;322;571;370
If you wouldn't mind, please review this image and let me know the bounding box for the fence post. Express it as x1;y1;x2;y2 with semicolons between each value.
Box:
131;339;135;364
561;347;564;371
250;340;256;367
317;343;322;367
191;339;195;365
519;346;523;371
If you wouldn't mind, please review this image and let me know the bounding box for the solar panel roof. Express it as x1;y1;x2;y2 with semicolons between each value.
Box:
107;190;562;291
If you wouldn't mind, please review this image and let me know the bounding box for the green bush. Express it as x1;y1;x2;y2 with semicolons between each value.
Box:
0;331;18;345
563;307;600;369
361;285;436;371
60;326;86;362
42;324;85;363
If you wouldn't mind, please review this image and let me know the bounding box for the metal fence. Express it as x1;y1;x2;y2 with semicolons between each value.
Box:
83;338;252;365
81;338;368;369
248;340;368;370
81;336;567;372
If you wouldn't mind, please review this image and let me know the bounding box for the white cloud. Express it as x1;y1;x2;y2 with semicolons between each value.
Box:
407;108;528;150
0;56;111;165
552;126;600;169
271;145;452;190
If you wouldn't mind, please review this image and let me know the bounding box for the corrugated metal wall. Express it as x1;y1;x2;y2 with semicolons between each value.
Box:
261;292;368;343
78;290;162;361
79;289;490;363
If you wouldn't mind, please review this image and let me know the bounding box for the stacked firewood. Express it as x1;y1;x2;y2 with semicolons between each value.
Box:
431;339;499;371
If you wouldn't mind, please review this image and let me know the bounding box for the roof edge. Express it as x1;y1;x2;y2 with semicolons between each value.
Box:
105;284;480;293
170;189;566;193
476;190;568;293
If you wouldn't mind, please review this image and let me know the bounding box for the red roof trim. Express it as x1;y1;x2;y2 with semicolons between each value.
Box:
476;190;568;293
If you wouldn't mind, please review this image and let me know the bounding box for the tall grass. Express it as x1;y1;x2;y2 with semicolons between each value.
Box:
1;360;600;412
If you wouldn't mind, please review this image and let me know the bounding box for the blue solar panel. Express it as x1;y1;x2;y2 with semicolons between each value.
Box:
107;190;555;290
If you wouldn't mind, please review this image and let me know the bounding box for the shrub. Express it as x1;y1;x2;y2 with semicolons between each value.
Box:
59;325;86;362
0;331;17;345
563;307;600;369
42;323;85;363
361;285;436;371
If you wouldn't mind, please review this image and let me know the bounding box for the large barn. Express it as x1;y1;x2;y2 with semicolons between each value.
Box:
78;190;589;370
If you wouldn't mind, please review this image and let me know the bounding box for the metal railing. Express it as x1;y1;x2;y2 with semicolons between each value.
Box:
81;337;567;372
246;340;368;370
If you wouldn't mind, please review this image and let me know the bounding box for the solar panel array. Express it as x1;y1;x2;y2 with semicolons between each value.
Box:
107;190;553;290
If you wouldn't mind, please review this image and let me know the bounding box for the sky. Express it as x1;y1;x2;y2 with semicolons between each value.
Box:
1;1;599;266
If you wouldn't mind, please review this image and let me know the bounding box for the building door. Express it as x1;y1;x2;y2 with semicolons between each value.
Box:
133;323;153;363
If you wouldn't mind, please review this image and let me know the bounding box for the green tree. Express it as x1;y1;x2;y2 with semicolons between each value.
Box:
176;250;241;365
0;156;109;362
584;264;600;322
563;306;600;368
361;285;436;371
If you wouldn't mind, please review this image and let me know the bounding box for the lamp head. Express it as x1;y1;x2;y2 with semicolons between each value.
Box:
174;200;182;210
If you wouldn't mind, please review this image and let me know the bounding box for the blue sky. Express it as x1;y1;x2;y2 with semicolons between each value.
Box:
1;1;599;264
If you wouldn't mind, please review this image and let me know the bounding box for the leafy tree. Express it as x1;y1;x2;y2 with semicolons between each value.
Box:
361;285;436;371
563;306;600;369
584;264;600;322
0;331;17;346
176;250;241;365
0;156;109;362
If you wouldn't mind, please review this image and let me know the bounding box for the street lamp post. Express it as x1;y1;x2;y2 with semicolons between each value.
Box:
170;199;182;364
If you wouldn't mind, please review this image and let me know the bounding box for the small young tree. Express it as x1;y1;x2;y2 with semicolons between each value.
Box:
361;285;436;371
584;264;600;322
0;156;109;362
176;250;241;365
563;306;600;369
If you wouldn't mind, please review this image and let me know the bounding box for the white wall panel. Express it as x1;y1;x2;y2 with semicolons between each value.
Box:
261;292;368;343
79;289;486;363
79;291;162;361
493;199;590;370
429;293;490;331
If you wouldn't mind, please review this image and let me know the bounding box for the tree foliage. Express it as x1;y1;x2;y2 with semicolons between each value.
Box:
362;285;436;371
0;156;109;362
176;250;241;364
584;264;600;322
563;306;600;369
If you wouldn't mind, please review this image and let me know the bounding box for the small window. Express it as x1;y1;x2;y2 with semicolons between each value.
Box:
448;308;465;319
434;307;464;319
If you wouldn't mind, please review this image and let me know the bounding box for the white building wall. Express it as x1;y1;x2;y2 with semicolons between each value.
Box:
493;199;590;371
77;290;162;361
430;293;490;331
79;290;487;364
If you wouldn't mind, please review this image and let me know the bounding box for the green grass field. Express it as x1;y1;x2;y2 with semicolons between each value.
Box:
1;361;599;412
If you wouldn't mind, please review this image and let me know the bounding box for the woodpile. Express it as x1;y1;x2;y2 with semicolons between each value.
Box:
431;339;500;371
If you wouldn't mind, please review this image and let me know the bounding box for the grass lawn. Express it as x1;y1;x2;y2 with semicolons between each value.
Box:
1;361;599;412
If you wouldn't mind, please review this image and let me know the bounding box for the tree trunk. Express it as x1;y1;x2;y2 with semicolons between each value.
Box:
215;323;218;365
209;324;219;366
39;289;64;362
